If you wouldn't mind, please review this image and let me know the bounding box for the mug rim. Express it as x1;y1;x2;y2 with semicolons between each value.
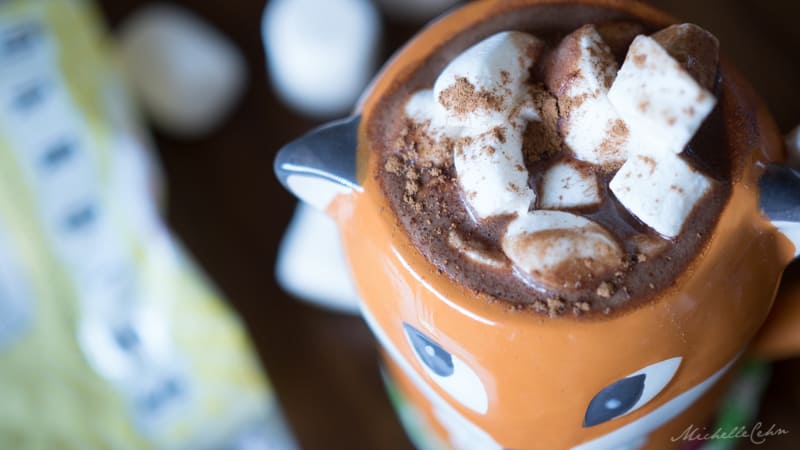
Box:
347;0;787;324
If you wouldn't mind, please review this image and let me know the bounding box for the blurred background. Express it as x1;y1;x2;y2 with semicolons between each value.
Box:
100;0;800;449
0;0;797;448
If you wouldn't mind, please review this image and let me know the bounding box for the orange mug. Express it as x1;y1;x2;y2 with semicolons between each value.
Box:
274;0;800;448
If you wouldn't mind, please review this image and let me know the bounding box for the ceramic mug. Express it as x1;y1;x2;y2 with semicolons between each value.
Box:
274;0;800;448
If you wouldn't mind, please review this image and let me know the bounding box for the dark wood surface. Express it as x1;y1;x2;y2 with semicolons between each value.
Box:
96;1;800;449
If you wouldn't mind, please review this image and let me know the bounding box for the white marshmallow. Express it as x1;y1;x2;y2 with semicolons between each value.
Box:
608;35;717;155
502;211;623;289
447;230;506;269
405;87;537;145
632;234;670;259
262;0;380;117
118;4;247;137
539;160;600;209
276;204;361;314
406;89;441;124
454;125;535;219
609;150;712;238
549;26;644;166
406;31;544;219
405;88;457;138
432;31;542;129
786;125;800;167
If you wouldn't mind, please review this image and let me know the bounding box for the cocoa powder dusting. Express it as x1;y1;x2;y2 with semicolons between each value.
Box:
546;297;566;317
375;21;730;319
439;77;504;116
523;84;564;163
596;119;630;171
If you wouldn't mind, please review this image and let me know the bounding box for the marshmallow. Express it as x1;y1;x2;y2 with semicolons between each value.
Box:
406;31;544;219
632;234;670;259
433;31;544;128
502;211;623;290
652;24;719;91
404;89;451;165
454;125;535;219
544;25;643;166
119;4;247;137
607;35;717;156
447;230;507;269
609;150;712;237
262;0;380;117
406;89;440;124
539;160;601;209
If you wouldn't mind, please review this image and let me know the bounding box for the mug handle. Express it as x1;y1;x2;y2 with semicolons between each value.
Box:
274;115;362;212
758;163;800;257
750;164;800;359
750;267;800;360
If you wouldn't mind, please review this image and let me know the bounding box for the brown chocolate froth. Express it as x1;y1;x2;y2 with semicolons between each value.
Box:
371;17;730;317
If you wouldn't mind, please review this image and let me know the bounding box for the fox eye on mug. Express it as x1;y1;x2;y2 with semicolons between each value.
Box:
584;357;682;427
404;323;453;376
402;322;488;414
584;374;645;426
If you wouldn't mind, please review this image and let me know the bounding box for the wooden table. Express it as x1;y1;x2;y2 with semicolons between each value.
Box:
97;1;799;449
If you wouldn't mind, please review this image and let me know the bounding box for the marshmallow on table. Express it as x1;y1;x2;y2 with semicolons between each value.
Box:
276;204;361;314
610;150;712;238
406;31;544;219
544;25;643;166
539;160;601;209
607;34;717;156
118;3;247;137
262;0;380;118
502;211;623;290
652;23;720;91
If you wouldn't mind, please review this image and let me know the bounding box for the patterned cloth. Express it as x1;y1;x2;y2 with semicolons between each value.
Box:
0;1;294;449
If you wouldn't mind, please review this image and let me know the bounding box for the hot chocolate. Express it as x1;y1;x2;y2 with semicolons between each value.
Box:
373;16;732;316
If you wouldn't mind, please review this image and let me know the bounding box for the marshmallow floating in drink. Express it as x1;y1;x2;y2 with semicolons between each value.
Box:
454;128;535;219
402;24;721;291
607;26;719;237
544;25;643;167
502;211;623;290
539;161;601;209
406;31;544;219
607;34;717;156
610;151;713;237
448;230;507;269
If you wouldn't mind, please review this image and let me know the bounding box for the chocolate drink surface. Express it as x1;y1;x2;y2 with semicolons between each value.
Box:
371;8;733;316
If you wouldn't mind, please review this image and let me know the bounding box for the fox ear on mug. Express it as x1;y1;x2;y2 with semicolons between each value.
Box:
274;115;362;211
